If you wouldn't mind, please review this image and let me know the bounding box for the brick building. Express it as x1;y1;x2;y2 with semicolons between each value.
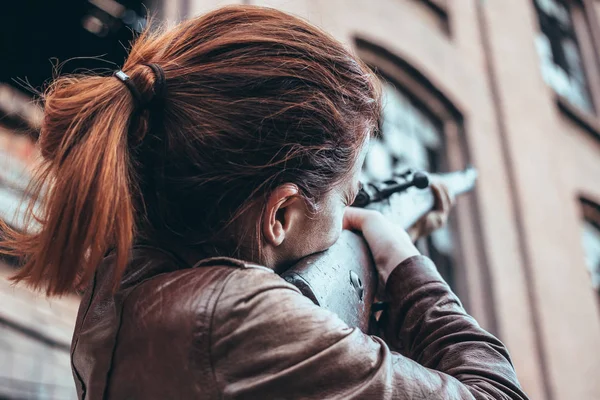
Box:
1;1;600;399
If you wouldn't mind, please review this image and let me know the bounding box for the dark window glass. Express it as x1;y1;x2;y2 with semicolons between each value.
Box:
534;0;593;111
362;83;455;287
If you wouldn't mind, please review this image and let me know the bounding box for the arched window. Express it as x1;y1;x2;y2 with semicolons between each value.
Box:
354;38;489;315
362;81;455;286
362;82;443;180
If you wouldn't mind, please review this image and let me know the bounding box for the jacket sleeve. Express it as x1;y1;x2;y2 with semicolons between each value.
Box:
208;256;529;400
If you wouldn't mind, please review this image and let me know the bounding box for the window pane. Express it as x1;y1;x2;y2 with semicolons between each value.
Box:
533;0;593;112
362;82;442;181
363;83;455;287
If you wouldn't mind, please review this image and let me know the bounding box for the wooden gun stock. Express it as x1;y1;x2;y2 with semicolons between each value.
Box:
281;167;478;333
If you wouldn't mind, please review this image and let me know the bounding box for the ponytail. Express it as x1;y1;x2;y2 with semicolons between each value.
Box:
0;6;382;294
1;70;146;295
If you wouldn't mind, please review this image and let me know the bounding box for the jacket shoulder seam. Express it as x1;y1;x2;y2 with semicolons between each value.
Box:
192;256;272;272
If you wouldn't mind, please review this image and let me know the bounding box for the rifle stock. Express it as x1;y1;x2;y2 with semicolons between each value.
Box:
281;167;478;333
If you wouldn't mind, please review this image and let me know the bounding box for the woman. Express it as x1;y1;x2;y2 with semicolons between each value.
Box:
2;5;528;400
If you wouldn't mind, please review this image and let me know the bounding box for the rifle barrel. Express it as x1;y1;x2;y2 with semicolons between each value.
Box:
365;167;478;229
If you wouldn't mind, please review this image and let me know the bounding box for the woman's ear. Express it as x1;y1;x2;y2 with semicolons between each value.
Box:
262;184;301;247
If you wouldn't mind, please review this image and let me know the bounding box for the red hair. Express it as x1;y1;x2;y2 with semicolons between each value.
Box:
0;5;381;295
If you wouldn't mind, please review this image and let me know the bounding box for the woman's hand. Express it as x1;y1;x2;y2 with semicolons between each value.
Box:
343;208;420;285
407;182;454;242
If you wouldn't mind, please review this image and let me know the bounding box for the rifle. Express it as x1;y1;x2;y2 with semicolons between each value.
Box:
281;167;478;334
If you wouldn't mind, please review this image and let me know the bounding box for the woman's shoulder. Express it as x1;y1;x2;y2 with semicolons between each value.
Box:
122;251;294;320
132;255;313;338
151;256;300;315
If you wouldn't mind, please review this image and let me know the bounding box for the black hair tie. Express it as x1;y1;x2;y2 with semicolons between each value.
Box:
113;63;166;109
144;63;166;104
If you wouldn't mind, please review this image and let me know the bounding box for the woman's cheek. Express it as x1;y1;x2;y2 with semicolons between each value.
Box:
317;205;345;251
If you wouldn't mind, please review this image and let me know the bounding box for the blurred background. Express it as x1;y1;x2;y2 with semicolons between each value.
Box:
1;0;599;398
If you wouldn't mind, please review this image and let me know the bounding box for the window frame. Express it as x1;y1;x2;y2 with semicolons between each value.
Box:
418;0;451;36
355;38;498;332
534;0;600;139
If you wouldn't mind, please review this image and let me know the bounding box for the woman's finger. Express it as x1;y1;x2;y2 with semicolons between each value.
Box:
430;182;449;213
343;207;374;231
439;183;452;214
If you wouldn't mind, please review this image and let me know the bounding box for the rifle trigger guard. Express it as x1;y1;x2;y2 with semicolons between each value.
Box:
349;270;364;301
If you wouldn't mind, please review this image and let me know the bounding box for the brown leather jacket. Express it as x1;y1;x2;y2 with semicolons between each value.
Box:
71;246;529;399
